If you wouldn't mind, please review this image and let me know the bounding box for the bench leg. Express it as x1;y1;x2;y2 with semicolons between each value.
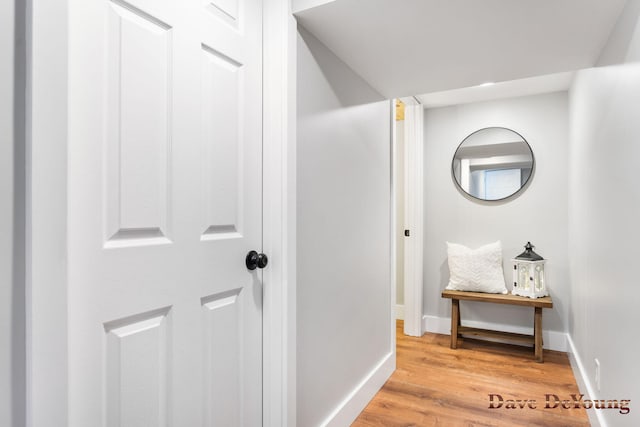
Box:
534;307;543;362
451;299;459;349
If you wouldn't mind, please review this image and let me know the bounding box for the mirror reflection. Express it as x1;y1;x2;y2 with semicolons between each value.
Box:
452;127;534;201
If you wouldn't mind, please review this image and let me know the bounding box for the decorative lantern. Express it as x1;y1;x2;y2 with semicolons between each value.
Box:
511;242;548;298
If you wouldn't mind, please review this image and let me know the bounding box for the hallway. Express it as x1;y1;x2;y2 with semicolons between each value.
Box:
354;321;590;426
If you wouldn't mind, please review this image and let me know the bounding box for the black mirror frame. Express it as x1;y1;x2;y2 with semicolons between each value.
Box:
451;127;535;202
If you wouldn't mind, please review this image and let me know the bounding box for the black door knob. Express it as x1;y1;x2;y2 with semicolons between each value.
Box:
246;250;268;270
257;253;268;269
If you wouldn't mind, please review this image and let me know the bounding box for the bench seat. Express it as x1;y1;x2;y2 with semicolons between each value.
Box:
441;289;553;362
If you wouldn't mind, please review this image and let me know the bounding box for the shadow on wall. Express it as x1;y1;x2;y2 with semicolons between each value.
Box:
11;0;27;425
597;0;640;65
297;25;384;107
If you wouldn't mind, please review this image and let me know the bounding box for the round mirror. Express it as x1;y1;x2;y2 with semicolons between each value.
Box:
452;127;534;201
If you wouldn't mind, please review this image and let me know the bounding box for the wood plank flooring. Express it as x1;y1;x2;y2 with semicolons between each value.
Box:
353;321;590;426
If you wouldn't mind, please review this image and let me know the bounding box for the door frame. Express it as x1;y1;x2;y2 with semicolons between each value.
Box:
397;98;424;337
25;0;296;425
262;0;297;425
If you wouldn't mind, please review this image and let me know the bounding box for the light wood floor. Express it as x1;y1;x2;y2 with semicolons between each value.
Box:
353;321;589;426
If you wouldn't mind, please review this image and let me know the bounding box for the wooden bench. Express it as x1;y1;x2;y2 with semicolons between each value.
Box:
441;290;553;362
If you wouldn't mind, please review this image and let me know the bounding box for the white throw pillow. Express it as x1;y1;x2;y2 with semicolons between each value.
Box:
446;241;508;294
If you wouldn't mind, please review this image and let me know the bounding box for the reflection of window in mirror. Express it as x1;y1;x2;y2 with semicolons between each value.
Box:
483;169;520;200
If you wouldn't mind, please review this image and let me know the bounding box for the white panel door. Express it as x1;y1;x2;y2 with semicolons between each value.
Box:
67;0;262;425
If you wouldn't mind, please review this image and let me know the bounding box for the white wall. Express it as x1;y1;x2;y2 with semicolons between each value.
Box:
296;26;393;426
1;0;25;425
568;1;640;425
423;92;570;337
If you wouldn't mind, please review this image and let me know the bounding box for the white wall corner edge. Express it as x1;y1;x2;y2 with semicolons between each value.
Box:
291;0;338;14
566;334;607;427
321;352;395;427
394;304;405;320
422;315;568;352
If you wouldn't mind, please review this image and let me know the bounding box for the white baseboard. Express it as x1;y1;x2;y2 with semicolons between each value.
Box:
422;315;567;352
567;334;606;427
394;304;405;320
322;352;395;427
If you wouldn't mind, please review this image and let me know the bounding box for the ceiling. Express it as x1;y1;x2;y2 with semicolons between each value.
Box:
294;0;628;99
415;71;575;108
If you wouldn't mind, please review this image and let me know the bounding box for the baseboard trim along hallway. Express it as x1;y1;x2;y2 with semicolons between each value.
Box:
353;321;589;426
321;352;395;427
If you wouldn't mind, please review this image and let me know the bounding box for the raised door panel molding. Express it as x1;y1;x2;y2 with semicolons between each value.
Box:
201;289;242;426
205;0;240;30
105;0;172;248
104;307;172;427
200;45;243;241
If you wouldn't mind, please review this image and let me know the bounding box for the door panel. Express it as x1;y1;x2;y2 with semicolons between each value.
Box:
201;289;242;426
206;0;240;27
201;44;243;240
106;2;173;247
67;0;262;424
104;307;172;427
